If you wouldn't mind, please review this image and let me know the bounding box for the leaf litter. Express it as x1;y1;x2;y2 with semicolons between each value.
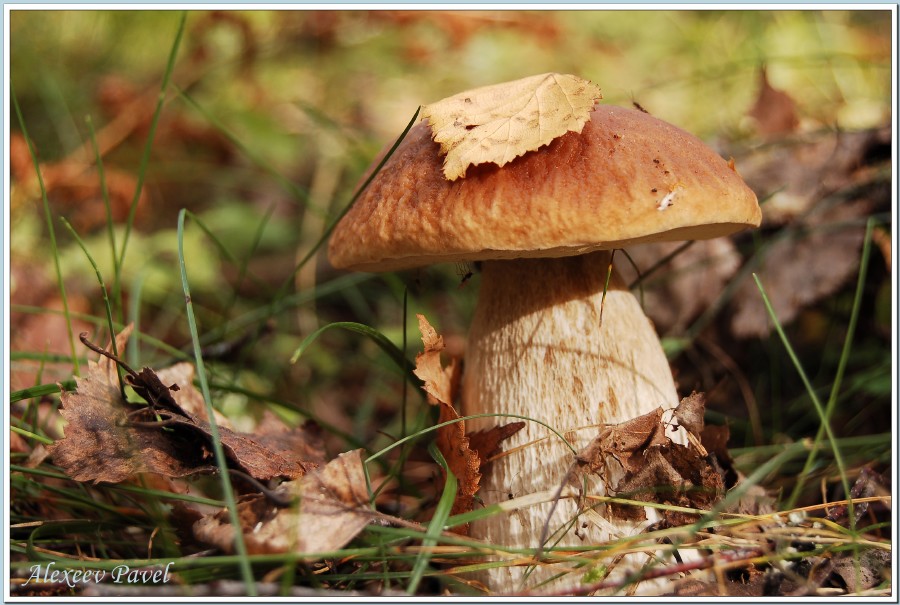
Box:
570;392;727;525
194;449;375;555
50;326;320;485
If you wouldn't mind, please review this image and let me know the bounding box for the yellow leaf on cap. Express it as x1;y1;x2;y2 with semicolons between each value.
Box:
421;73;603;181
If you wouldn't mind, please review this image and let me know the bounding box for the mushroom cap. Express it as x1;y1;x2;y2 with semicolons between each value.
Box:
329;105;761;272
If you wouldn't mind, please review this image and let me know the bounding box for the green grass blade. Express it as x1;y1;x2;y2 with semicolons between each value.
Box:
59;217;124;395
177;88;312;209
10;426;54;446
117;12;186;275
290;321;416;387
127;271;147;370
85;113;122;323
279;106;422;294
177;209;257;595
11;381;75;403
11;81;80;376
786;218;876;509
752;273;855;526
365;412;577;467
407;442;457;594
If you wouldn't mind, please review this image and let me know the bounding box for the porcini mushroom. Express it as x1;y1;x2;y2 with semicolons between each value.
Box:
329;101;760;592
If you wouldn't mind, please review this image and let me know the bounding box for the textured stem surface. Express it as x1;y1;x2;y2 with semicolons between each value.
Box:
462;251;681;593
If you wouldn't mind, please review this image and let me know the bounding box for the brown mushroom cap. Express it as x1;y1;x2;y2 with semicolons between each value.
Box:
329;105;761;272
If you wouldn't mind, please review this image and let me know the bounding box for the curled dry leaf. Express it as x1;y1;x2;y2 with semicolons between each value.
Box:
413;314;480;524
673;391;706;437
413;313;458;405
613;443;725;525
467;421;526;471
573;395;727;524
49;326;214;483
421;72;603;180
194;449;374;555
50;327;318;484
574;406;669;476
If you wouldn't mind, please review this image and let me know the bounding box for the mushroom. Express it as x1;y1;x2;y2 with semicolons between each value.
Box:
328;103;760;592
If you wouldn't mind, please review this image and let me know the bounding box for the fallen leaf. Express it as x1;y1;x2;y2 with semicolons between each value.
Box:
50;327;315;484
730;197;878;338
673;391;706;438
739;125;889;225
467;421;526;471
825;467;883;525
49;356;214;483
830;548;891;592
254;415;328;468
726;480;776;517
413;314;480;527
421;72;602;180
194;449;374;555
700;423;738;488
570;397;727;524
412;314;457;405
747;67;799;137
155;362;220;424
575;406;668;476
613;442;726;525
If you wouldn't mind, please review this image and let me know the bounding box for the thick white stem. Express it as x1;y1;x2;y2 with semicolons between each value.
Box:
462;251;681;593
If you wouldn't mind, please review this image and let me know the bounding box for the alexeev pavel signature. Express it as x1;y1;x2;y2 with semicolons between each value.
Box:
23;561;175;588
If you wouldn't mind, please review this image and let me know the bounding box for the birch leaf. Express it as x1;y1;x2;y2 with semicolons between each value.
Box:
421;72;602;180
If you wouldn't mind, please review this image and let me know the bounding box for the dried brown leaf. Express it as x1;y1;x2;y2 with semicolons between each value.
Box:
413;313;455;405
575;407;668;476
155;362;220;424
612;442;725;525
194;449;373;555
725;479;776;516
747;67;799;137
50;327;315;484
830;548;891;592
699;424;731;463
731;198;876;338
49;356;215;483
673;391;706;438
195;416;312;481
614;442;725;526
467;421;526;471
413;314;480;526
254;415;328;467
739;125;889;224
421;73;602;180
149;364;317;480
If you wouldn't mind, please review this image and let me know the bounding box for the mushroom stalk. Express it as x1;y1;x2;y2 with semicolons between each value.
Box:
462;250;681;592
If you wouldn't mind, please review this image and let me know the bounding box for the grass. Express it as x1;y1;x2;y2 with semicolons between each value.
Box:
8;8;892;598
